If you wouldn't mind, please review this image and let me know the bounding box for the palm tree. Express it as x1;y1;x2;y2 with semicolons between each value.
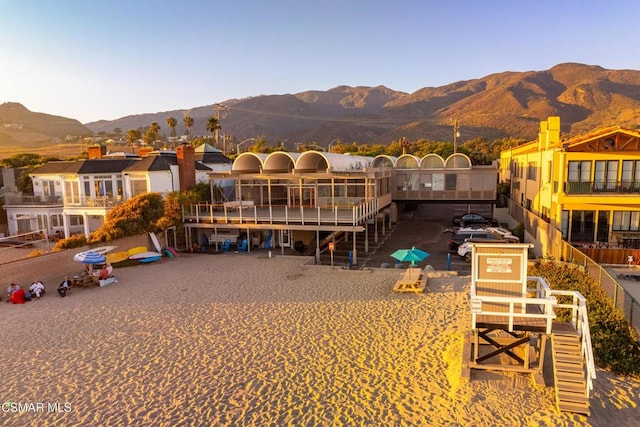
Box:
206;116;221;147
125;129;141;153
166;117;177;138
183;115;194;138
143;122;161;148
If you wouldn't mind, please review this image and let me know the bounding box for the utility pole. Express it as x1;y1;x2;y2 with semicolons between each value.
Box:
453;119;460;153
213;103;229;146
400;137;409;155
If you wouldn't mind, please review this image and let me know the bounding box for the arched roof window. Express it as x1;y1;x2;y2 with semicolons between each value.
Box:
420;154;445;169
372;155;396;168
296;151;372;172
232;152;267;172
396;154;420;169
263;152;299;172
444;153;472;169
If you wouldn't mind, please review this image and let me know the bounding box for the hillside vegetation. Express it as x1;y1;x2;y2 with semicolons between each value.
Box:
4;63;640;155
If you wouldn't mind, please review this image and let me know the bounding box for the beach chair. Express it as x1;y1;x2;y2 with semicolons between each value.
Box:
237;239;248;252
220;239;231;251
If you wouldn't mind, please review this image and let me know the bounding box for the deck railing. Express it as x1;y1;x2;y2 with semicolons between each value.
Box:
564;180;640;194
546;289;596;398
470;276;557;334
184;197;383;227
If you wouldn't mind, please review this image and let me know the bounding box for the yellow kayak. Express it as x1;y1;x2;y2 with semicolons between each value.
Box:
106;251;129;264
127;246;148;256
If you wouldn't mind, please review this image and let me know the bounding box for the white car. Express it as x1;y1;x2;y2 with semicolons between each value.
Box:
485;227;520;243
457;226;520;243
457;237;509;259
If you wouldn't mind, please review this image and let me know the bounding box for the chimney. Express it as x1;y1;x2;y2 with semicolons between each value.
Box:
176;144;196;192
87;145;106;159
138;147;153;157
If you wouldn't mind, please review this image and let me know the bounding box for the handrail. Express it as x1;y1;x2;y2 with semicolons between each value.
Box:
471;276;557;334
547;289;596;397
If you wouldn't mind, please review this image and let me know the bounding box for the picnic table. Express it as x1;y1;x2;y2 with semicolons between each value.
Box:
393;267;427;293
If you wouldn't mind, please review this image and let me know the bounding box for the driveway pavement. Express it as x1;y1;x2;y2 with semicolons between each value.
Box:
360;203;494;275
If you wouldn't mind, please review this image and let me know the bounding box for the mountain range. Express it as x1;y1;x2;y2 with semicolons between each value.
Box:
3;63;640;153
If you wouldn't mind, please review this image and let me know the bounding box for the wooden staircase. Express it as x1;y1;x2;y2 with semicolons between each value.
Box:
551;323;590;415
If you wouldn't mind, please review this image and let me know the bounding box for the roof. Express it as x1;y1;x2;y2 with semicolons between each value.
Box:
195;152;232;164
124;153;211;172
124;154;177;172
31;159;138;175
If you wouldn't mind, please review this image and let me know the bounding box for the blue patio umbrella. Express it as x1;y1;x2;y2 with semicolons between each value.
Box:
73;250;107;264
390;246;430;264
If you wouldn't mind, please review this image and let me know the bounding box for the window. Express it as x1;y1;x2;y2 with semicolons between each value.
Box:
621;160;640;192
68;215;84;226
594;160;618;191
527;162;537;180
445;174;457;191
42;180;56;196
613;211;640;231
567;161;591;193
51;214;62;227
130;179;148;196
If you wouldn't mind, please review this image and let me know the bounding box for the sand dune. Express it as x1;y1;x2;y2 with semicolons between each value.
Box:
0;253;638;426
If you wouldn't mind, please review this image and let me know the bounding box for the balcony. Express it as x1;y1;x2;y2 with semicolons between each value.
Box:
3;194;63;205
63;195;123;208
564;180;640;195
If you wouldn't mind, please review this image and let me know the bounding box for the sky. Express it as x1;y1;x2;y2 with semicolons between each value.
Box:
1;0;640;124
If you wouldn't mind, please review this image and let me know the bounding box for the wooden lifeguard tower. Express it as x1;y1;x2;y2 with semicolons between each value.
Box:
462;243;596;415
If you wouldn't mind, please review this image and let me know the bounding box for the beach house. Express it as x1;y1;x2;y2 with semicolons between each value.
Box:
499;116;640;260
2;145;229;239
184;150;498;263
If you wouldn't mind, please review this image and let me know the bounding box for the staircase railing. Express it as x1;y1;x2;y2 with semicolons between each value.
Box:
547;289;597;397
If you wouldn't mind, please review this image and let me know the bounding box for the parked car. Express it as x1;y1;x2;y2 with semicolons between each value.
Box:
485;227;520;243
451;213;499;227
457;238;510;259
449;230;503;250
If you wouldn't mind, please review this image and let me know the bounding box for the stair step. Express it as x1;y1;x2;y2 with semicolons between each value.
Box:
555;353;583;364
558;400;590;415
558;389;589;404
555;360;584;371
554;343;581;351
556;370;584;383
556;379;586;392
553;336;581;345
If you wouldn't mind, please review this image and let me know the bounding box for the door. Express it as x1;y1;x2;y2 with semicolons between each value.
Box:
288;187;316;207
280;230;291;248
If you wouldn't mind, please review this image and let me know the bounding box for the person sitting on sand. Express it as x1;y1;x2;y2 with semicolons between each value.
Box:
30;281;46;299
6;283;17;301
57;277;71;298
99;265;109;280
9;284;26;304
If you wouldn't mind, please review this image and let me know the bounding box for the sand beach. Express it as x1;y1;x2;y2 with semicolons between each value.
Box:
1;253;639;426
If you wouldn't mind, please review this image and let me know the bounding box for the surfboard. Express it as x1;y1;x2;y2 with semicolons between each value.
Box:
90;245;117;255
127;246;148;256
129;251;163;260
138;255;161;263
149;232;161;252
106;251;129;264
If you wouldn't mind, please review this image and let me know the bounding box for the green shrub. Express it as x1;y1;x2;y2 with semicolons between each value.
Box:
89;193;165;243
513;222;525;242
530;260;640;376
54;234;87;250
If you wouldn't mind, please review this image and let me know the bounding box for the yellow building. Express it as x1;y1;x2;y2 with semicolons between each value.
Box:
500;116;640;250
